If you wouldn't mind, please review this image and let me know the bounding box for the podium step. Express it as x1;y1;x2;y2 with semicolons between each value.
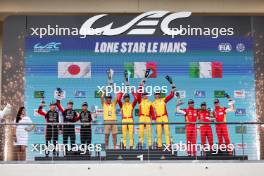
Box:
105;149;176;160
34;149;248;161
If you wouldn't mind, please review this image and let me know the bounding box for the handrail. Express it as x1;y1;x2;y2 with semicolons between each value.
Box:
1;122;264;125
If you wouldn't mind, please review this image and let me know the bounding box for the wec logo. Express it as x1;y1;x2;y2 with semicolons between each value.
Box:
29;11;234;38
33;42;61;52
79;11;191;36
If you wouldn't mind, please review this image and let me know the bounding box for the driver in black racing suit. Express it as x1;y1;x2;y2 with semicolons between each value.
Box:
57;100;78;155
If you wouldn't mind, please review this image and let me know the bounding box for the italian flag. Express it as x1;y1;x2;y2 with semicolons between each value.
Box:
189;62;222;78
124;62;157;78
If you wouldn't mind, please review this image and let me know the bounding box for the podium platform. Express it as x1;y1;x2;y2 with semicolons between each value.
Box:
35;149;248;161
106;149;177;160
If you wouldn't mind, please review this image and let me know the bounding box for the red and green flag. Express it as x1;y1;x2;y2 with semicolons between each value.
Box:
189;62;222;78
124;62;157;78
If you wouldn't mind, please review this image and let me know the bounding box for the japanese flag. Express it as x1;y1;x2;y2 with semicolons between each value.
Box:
58;62;91;78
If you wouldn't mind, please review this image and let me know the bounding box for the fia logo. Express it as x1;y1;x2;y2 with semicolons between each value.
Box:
218;43;232;52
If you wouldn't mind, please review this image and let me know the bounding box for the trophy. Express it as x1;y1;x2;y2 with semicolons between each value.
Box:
165;75;176;89
90;104;97;122
224;93;235;104
175;91;184;106
124;70;130;86
175;92;180;98
107;68;114;86
224;93;233;101
57;87;63;94
145;68;151;78
141;68;151;84
54;87;64;100
41;96;46;107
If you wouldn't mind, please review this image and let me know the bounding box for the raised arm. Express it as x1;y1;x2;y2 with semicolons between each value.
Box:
165;91;174;103
117;92;123;108
131;91;138;108
37;104;47;117
164;81;177;103
175;104;186;115
225;100;235;113
114;91;123;106
101;91;105;106
56;99;65;112
137;82;144;104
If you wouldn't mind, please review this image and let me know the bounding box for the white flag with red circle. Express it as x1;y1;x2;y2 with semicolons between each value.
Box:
58;62;91;78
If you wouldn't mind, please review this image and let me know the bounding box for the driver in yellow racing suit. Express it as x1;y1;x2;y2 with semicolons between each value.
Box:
152;86;175;149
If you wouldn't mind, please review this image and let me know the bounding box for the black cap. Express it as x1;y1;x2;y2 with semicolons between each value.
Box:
123;93;130;99
201;102;206;106
214;98;220;104
142;91;149;95
154;90;161;94
56;87;63;93
49;101;56;106
82;102;88;106
105;94;112;99
67;100;74;105
188;99;194;104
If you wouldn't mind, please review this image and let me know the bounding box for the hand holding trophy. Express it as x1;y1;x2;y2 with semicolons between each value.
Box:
40;95;46;107
224;93;235;105
141;68;151;85
124;70;130;86
175;91;184;106
224;93;231;100
54;87;64;100
165;75;176;91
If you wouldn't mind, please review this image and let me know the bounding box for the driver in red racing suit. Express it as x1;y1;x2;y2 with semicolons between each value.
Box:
213;98;235;154
198;102;214;153
176;99;198;156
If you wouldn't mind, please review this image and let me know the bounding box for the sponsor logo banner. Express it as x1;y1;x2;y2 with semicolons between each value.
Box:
235;108;246;116
214;90;226;98
234;90;246;98
194;90;206;98
74;90;86;98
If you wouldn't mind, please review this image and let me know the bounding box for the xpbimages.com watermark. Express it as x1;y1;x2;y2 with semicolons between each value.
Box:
97;83;168;96
163;141;235;155
31;142;102;155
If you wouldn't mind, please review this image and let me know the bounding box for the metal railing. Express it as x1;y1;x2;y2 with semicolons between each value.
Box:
0;122;263;162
